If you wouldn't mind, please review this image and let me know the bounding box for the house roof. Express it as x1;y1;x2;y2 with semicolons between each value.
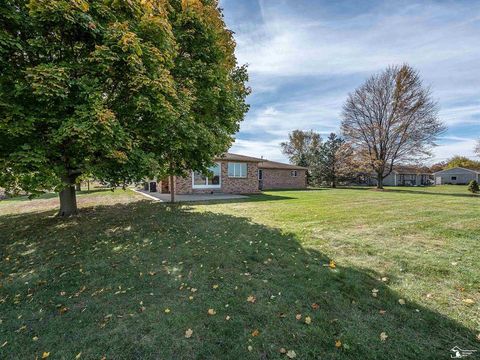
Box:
392;165;432;175
433;166;480;175
258;160;308;170
215;152;264;162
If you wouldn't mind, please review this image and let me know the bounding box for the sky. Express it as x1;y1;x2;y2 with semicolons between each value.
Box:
219;0;480;163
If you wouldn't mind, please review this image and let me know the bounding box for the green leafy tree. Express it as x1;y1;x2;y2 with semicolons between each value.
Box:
445;156;480;170
280;130;322;185
467;180;479;194
0;0;248;214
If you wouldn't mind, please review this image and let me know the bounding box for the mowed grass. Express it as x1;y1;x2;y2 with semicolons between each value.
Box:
0;186;479;359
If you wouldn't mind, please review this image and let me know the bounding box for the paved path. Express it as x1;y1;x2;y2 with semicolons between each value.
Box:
134;189;248;202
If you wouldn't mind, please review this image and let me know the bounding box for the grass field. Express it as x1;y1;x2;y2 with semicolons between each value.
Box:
0;186;479;359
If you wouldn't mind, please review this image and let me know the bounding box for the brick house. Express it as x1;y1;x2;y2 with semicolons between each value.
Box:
258;160;307;190
157;153;263;195
146;153;308;195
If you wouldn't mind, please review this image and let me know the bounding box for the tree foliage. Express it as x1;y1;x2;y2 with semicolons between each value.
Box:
445;156;480;170
475;140;480;158
280;130;322;185
341;64;445;189
0;0;249;214
467;180;479;194
317;133;353;188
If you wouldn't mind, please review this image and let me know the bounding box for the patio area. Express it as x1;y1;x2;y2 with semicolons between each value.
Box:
134;189;249;202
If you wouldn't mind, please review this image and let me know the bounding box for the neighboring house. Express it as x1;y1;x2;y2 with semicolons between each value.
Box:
433;167;480;185
367;166;433;186
257;160;307;190
144;153;307;195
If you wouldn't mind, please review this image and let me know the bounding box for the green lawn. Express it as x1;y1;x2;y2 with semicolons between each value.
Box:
0;186;479;359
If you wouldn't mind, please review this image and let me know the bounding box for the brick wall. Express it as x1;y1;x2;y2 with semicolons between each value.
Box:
261;169;306;190
165;161;260;194
221;161;260;194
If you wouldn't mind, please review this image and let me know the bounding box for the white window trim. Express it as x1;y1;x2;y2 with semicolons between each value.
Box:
192;163;222;189
228;162;248;178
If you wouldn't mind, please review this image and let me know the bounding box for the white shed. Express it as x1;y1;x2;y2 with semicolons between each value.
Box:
433;167;480;185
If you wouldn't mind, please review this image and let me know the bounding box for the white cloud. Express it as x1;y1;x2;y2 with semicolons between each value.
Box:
223;0;480;163
433;137;479;161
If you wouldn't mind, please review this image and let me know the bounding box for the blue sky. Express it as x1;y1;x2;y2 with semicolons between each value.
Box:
220;0;480;163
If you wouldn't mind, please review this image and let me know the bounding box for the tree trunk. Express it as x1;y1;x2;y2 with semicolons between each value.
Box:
87;180;90;191
58;184;78;216
75;183;81;191
376;173;384;189
170;175;175;203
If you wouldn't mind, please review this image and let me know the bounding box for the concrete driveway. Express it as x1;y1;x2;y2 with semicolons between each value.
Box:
134;189;248;202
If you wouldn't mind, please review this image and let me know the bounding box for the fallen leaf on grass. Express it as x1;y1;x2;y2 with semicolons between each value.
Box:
286;350;297;358
32;336;39;341
251;329;260;337
380;332;388;341
328;260;336;269
295;314;302;320
462;299;475;305
75;352;82;359
164;308;171;314
59;306;69;315
379;310;386;315
247;295;256;303
1;341;7;348
371;289;379;297
311;303;319;310
304;316;312;325
207;308;216;315
247;345;253;351
212;284;219;289
335;340;342;348
398;299;406;305
279;348;287;354
185;329;193;338
225;315;231;320
42;352;50;359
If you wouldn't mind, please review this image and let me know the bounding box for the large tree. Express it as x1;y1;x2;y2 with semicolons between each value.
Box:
280;130;322;184
0;0;248;215
475;140;480;158
317;133;353;188
341;64;445;189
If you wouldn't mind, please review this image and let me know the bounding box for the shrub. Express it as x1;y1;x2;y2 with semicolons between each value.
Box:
467;180;479;193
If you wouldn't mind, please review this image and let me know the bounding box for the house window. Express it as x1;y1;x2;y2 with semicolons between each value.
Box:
451;176;457;181
228;162;247;178
291;170;298;177
258;169;263;180
192;163;221;188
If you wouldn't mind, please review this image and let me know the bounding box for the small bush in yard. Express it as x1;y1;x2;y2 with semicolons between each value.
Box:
467;180;479;193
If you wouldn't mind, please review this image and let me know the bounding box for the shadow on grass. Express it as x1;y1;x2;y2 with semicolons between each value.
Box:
380;188;478;198
0;189;109;203
0;200;477;359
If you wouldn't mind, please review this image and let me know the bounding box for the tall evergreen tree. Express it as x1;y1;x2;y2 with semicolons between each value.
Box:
317;133;353;188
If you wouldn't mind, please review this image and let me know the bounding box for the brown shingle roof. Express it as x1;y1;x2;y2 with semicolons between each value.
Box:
258;160;308;170
215;153;263;162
